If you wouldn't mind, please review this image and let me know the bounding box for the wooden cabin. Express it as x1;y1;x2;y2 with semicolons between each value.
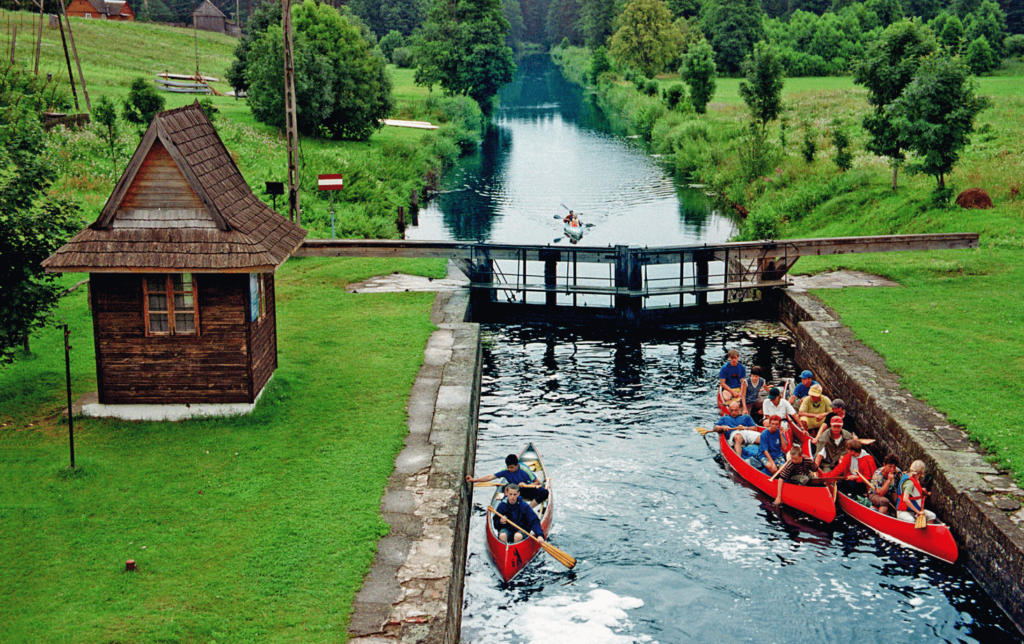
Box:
43;103;306;420
192;0;227;34
65;0;135;21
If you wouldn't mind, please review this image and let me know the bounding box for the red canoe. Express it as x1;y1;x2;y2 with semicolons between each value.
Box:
485;443;555;582
718;433;837;522
837;492;958;563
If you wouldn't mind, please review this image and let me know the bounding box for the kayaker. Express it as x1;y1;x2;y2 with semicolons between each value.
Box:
798;384;831;434
493;483;545;544
743;366;767;420
718;349;747;404
753;415;788;475
820;439;877;496
563;210;578;225
773;445;821;506
822;399;857;435
897;460;936;524
466;453;550;508
762;387;805;442
869;455;902;515
712;401;760;457
814;415;854;473
789;370;820;407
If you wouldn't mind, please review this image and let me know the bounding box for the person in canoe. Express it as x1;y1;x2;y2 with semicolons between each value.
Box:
821;398;857;436
773;445;821;506
750;415;788;475
789;370;820;407
868;455;902;515
563;210;579;225
466;453;550;508
814;416;855;473
897;460;937;524
762;387;806;443
719;349;747;404
493;483;545;544
743;366;767;421
819;439;876;496
798;384;831;435
712;401;761;457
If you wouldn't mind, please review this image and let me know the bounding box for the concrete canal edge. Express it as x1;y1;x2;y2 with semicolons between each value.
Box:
348;282;479;644
777;290;1024;634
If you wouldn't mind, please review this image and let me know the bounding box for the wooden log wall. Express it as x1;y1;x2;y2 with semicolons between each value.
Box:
250;274;278;398
91;273;259;405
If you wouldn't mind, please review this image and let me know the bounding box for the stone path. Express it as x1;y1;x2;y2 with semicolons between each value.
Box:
347;272;469;295
788;270;899;292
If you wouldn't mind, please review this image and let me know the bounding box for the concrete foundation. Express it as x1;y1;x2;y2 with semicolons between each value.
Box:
349;271;479;644
77;378;271;421
778;289;1024;634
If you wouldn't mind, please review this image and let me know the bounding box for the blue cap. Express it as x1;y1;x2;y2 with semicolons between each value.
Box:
800;370;813;379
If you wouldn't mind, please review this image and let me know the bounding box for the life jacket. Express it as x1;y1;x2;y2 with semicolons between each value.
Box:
896;474;924;512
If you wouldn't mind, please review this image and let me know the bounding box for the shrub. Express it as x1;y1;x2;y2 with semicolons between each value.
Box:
392;47;415;68
832;127;853;171
197;97;218;123
438;124;478;155
801;127;816;163
664;83;686;110
743;206;781;241
379;30;405;62
122;77;165;128
965;36;997;74
643;79;660;96
591;46;612;82
1006;34;1024;59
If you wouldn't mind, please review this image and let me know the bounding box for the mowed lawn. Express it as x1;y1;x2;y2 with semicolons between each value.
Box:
0;256;446;643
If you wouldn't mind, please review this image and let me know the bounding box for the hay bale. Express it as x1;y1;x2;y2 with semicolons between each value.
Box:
955;188;993;209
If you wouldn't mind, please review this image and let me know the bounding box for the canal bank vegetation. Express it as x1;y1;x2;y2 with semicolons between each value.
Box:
551;43;1024;484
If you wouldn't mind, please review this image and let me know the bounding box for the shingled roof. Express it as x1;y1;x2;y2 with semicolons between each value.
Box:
44;102;306;273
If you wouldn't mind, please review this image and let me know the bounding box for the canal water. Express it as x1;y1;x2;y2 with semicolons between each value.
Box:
413;56;1021;642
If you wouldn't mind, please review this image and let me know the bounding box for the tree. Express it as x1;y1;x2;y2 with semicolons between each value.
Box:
580;0;618;47
832;127;853;170
123;77;165;128
93;95;120;166
247;0;392;140
965;0;1008;57
608;0;682;78
680;40;717;114
591;45;612;80
546;0;584;45
888;53;990;190
415;0;516;115
965;35;997;74
853;19;937;189
940;13;965;53
667;0;701;18
738;41;784;139
503;0;527;47
0;105;81;363
226;1;282;95
379;30;406;62
902;0;942;21
380;0;429;36
701;0;766;74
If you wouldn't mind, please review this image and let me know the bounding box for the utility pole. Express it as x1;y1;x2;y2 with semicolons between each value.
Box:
34;0;44;75
282;0;301;225
60;0;91;111
57;12;79;111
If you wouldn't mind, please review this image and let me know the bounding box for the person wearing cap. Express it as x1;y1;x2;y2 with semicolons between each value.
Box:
820;438;877;496
466;453;550;508
713;401;761;457
718;349;747;404
762;386;805;441
798;384;831;433
821;398;857;436
789;370;820;407
814;415;854;473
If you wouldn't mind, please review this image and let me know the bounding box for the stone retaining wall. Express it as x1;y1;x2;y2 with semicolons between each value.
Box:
777;290;1024;634
349;286;479;644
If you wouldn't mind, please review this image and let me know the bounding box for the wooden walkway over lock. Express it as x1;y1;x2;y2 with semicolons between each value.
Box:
296;233;979;326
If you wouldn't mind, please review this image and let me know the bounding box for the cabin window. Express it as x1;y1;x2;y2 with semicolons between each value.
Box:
85;12;91;17
249;274;267;322
144;274;199;336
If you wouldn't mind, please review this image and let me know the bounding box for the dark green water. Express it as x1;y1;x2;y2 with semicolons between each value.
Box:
444;57;1022;643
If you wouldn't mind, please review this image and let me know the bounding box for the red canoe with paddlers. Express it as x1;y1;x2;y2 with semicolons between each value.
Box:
837;492;958;563
485;443;556;582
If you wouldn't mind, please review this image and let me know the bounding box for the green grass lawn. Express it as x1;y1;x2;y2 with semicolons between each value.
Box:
0;256;446;643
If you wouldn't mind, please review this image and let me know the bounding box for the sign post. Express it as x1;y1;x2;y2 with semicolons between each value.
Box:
317;174;344;239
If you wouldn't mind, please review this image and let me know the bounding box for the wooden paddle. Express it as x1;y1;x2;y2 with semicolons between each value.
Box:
487;506;576;569
474;480;542;488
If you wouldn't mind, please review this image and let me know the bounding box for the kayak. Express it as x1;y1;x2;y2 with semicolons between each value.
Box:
837;492;958;563
718;432;837;522
485;443;554;582
564;220;584;238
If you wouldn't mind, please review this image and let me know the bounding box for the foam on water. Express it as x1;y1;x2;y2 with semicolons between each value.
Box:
512;589;648;644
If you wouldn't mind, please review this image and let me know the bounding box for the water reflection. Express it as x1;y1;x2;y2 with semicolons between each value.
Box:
463;323;1022;644
408;55;732;246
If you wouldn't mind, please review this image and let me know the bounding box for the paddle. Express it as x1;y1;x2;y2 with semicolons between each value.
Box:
487;506;577;569
474;480;542;488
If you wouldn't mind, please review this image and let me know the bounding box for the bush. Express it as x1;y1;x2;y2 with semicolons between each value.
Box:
965;36;997;74
664;83;686;110
591;46;612;82
801;127;816;163
122;77;165;127
743;206;781;240
392;47;415;68
197;97;218;123
832;127;853;171
1006;34;1024;59
379;30;405;62
438;124;478;155
643;79;660;96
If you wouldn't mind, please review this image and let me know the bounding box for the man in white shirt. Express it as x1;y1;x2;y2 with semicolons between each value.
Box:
762;387;807;443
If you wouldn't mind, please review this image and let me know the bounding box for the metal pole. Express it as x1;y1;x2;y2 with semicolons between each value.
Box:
330;191;335;239
63;324;75;470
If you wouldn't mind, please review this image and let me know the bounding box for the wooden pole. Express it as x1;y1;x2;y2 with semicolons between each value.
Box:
34;0;44;75
282;0;301;225
397;206;405;239
60;1;90;111
63;324;75;470
57;12;79;111
8;25;14;65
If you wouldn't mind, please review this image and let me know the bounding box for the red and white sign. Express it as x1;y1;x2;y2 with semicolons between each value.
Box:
318;174;344;191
